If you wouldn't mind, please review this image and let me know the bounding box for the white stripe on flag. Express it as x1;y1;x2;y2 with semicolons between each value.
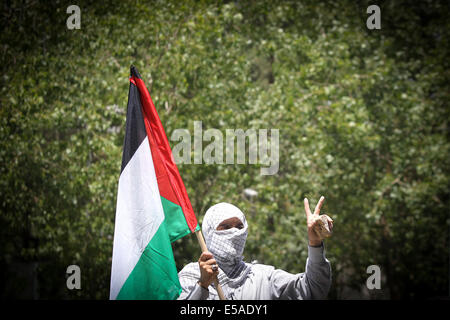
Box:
110;137;165;300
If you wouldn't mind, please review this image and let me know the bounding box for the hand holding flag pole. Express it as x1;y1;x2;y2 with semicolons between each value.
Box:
195;230;227;300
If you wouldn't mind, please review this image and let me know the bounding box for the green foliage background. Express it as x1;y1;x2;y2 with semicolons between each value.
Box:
0;0;449;299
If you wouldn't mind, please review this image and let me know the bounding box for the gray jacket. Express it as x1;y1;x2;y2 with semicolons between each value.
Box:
177;244;332;300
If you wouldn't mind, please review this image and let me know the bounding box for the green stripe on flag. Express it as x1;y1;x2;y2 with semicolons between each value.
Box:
161;196;200;243
116;219;182;300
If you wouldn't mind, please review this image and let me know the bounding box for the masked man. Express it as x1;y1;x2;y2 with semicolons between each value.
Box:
178;197;333;300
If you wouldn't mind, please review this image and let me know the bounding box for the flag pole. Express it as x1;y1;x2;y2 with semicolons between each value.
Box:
195;230;226;300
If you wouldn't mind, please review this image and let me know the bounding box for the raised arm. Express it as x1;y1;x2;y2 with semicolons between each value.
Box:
268;196;333;299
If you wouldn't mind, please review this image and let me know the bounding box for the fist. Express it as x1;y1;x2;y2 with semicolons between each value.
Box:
304;196;334;246
198;251;219;289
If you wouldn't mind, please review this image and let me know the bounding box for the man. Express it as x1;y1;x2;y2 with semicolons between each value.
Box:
178;196;333;299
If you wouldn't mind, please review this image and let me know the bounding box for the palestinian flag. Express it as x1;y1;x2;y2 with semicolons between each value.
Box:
109;66;199;300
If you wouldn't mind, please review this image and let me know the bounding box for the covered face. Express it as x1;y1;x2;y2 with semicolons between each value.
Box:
202;203;248;276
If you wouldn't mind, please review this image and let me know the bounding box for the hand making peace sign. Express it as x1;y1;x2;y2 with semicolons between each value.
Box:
304;196;334;247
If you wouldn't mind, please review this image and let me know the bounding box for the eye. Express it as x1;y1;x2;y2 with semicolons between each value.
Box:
217;223;230;230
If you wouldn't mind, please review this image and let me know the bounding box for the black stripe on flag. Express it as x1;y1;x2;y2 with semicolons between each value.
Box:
130;65;141;79
120;68;147;174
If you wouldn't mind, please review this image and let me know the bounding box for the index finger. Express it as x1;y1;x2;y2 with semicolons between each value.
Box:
304;198;312;218
199;251;214;261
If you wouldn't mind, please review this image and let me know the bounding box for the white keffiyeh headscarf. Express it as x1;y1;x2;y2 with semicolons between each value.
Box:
202;203;250;282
